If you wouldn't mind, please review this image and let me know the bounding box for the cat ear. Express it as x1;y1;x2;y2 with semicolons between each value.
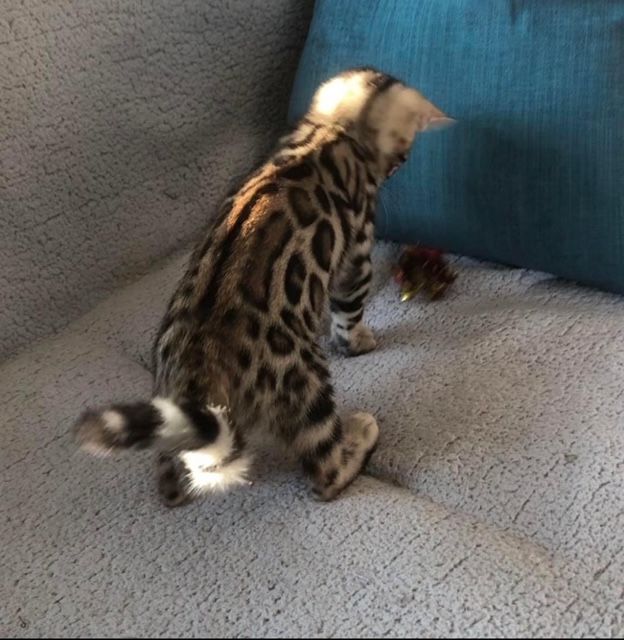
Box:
423;115;457;132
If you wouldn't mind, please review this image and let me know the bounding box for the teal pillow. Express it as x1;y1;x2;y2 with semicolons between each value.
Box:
289;0;624;293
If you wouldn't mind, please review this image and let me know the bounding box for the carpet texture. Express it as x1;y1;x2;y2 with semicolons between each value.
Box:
2;242;623;637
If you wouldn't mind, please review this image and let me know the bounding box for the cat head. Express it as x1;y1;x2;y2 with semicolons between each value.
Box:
309;67;454;177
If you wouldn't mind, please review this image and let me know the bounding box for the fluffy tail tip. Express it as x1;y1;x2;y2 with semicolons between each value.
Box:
75;409;121;457
75;404;157;457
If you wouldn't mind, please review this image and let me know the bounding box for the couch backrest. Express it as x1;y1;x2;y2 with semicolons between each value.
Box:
0;0;312;361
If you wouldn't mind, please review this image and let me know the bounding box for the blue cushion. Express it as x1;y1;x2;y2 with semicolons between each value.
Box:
289;0;624;293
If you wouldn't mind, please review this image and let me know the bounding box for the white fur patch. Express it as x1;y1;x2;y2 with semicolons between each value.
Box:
181;449;251;494
101;410;126;434
181;404;250;493
152;397;192;440
205;404;236;461
153;400;250;493
311;73;371;124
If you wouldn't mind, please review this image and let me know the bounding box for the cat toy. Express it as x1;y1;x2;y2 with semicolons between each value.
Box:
392;245;457;302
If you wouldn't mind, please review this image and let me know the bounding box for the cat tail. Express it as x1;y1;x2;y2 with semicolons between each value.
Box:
74;397;251;489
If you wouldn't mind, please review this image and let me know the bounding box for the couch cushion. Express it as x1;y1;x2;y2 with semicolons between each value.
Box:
342;245;624;573
0;336;615;637
67;251;190;370
2;244;623;635
289;0;624;293
1;0;313;361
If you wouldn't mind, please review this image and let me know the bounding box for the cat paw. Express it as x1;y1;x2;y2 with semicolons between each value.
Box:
157;454;192;508
310;411;380;501
345;411;380;450
332;324;377;357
